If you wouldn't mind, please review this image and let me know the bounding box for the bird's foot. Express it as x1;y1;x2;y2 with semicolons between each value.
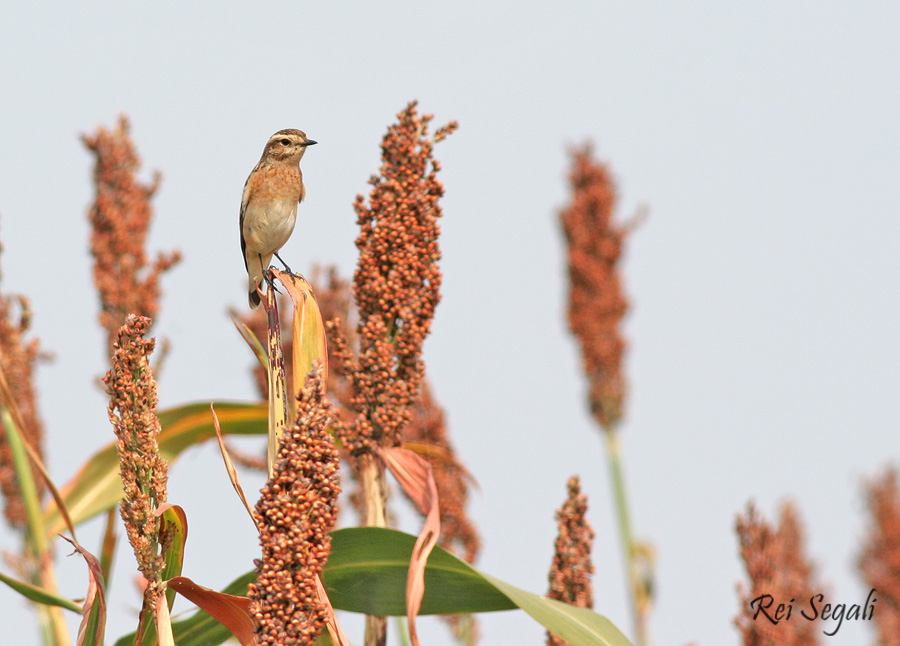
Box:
264;269;283;295
274;252;294;276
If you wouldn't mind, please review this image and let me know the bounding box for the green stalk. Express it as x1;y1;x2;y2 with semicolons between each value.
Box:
604;427;647;646
2;409;45;555
2;408;71;646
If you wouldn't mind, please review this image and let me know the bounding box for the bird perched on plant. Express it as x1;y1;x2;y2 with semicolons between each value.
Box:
240;128;317;308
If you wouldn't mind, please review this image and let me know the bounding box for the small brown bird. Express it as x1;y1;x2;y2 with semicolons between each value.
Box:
240;129;317;308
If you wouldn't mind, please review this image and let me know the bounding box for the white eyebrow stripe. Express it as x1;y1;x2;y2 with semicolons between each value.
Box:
269;136;300;145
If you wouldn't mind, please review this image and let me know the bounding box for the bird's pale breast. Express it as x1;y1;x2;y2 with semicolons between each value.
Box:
243;164;303;254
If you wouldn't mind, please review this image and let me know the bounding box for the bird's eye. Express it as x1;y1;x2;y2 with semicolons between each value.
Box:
280;139;290;146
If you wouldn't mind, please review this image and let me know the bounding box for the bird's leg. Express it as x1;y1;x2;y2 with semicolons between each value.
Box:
274;252;294;275
260;254;282;295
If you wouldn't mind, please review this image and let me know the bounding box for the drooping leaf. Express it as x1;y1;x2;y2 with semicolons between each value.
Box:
403;440;478;488
0;570;82;612
59;536;107;646
380;447;441;646
43;402;267;536
210;404;257;528
113;572;257;646
168;576;257;646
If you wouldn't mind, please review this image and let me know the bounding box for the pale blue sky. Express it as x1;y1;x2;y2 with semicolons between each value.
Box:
1;3;899;644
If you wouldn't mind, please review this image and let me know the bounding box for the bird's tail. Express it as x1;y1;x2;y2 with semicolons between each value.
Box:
247;252;269;309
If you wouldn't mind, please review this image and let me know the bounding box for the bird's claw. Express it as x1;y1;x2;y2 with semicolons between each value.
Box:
274;252;294;276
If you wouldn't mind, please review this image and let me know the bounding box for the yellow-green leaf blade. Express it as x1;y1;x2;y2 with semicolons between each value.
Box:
0;570;82;612
479;571;632;646
43;402;267;537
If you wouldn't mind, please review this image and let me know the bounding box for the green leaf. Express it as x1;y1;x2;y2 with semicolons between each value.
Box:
324;527;515;615
43;401;267;537
325;528;632;646
160;505;189;587
132;504;192;646
124;528;630;646
0;569;82;613
480;571;632;646
1;408;49;555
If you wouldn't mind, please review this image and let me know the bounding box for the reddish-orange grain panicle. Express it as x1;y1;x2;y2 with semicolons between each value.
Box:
546;476;594;646
83;116;180;354
248;364;340;646
104;314;170;617
328;102;456;457
560;144;629;430
859;468;900;645
735;502;820;646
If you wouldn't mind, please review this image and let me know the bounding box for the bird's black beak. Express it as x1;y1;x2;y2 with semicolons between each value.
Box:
302;140;318;147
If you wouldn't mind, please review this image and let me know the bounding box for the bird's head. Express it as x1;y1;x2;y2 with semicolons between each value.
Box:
263;129;317;163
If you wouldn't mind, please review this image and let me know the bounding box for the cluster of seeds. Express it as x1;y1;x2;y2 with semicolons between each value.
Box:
249;366;340;646
83;116;180;352
560;144;629;430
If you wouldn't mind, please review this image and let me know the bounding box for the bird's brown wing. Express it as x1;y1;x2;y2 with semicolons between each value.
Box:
239;171;254;272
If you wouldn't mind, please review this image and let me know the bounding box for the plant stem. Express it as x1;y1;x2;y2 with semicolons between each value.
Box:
361;454;388;646
2;408;70;646
604;427;648;646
